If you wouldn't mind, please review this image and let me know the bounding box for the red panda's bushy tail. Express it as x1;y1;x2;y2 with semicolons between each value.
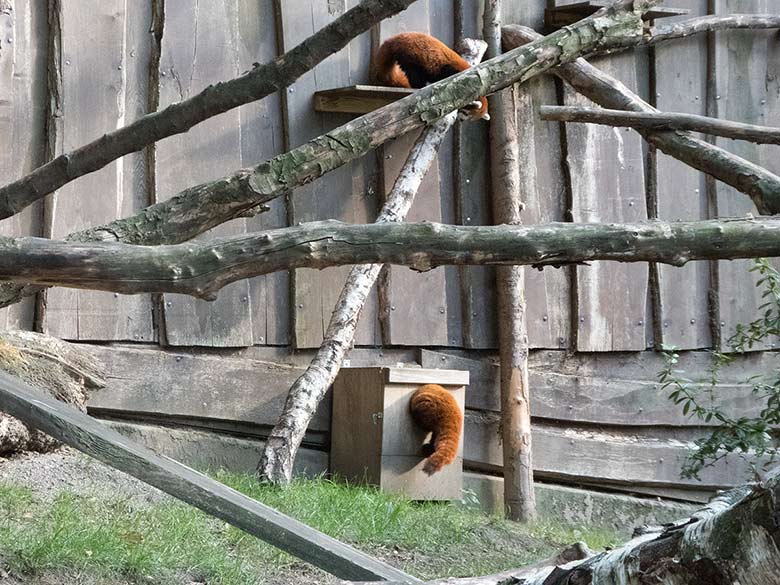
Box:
409;384;463;475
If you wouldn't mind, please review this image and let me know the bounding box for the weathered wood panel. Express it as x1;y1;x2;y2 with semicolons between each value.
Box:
420;349;774;426
0;0;46;331
653;0;712;350
83;344;331;432
465;414;755;491
156;1;252;347
239;0;290;346
45;0;154;341
454;0;497;350
285;0;380;349
509;0;571;351
378;0;452;347
565;52;649;351
711;0;780;351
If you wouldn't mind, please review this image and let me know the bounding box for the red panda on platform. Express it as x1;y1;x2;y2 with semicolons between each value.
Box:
373;32;489;121
409;384;463;475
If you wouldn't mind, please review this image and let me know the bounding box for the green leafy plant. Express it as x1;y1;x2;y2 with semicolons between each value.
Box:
660;258;780;480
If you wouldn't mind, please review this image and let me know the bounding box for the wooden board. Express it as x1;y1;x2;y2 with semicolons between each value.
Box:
283;0;380;349
0;0;46;331
377;0;454;348
0;369;418;583
83;344;331;432
565;51;649;351
653;0;712;350
465;414;757;491
313;85;414;114
156;0;253;347
711;0;780;351
44;0;154;342
420;349;774;426
238;0;290;346
453;0;497;350
511;1;571;350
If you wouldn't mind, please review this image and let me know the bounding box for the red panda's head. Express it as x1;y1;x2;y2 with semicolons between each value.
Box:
459;96;490;122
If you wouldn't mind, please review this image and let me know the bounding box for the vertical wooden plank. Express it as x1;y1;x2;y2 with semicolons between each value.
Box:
44;0;154;342
712;0;780;350
285;0;381;349
565;52;649;352
654;0;711;349
511;0;571;350
454;0;498;349
379;0;450;347
156;0;253;347
237;0;289;346
0;0;46;331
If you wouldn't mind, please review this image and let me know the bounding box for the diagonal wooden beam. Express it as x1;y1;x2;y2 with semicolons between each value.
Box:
0;370;419;583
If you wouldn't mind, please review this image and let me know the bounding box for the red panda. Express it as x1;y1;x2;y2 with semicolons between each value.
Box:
409;384;463;475
373;32;489;121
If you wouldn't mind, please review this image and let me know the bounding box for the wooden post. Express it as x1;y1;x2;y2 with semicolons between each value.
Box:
483;0;535;522
0;370;419;583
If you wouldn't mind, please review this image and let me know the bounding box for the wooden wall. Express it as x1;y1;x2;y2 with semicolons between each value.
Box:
2;0;780;502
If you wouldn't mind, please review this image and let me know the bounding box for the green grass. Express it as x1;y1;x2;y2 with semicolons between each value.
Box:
0;473;619;585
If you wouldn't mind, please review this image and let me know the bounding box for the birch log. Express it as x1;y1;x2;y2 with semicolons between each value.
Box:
484;0;535;523
1;217;780;297
257;39;487;485
502;25;780;215
0;0;653;312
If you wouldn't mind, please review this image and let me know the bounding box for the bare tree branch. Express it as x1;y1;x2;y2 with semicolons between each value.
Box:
503;25;780;215
257;39;487;485
646;13;780;45
1;217;779;297
0;0;421;219
0;1;653;311
540;105;780;145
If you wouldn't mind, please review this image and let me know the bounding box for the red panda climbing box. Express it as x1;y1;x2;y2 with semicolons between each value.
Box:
331;367;468;501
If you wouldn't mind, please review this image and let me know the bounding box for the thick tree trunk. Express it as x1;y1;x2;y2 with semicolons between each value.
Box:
484;0;535;523
540;105;780;144
1;217;780;296
0;0;652;312
355;470;780;584
256;39;487;485
502;25;780;215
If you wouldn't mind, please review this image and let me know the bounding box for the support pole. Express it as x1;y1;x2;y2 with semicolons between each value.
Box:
484;0;535;522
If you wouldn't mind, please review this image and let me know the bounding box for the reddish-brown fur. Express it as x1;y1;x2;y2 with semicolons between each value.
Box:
373;32;488;120
409;384;463;475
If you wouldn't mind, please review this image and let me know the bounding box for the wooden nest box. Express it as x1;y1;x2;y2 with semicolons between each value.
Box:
331;367;468;501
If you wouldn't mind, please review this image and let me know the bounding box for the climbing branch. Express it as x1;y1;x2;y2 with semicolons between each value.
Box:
540;105;780;144
256;38;487;485
0;0;653;311
503;25;780;215
645;13;780;45
0;0;420;219
1;217;780;297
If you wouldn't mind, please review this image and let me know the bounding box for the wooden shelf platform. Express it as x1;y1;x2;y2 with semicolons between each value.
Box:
545;1;689;29
313;84;414;115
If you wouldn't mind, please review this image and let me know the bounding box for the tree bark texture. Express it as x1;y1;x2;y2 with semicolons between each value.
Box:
256;39;487;485
353;470;780;584
0;0;420;219
2;217;780;297
646;13;780;46
502;25;780;215
484;0;535;523
0;0;653;312
540;105;780;145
